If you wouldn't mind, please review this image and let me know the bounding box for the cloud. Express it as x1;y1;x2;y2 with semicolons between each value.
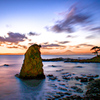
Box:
18;44;27;49
41;43;66;49
75;43;94;48
28;42;66;50
43;42;49;44
0;32;27;44
0;37;5;42
6;24;12;28
28;32;40;36
42;43;64;47
7;45;27;49
57;41;70;44
7;46;19;49
28;42;37;46
28;43;34;45
66;35;76;38
41;47;54;50
90;27;100;31
48;4;91;33
86;35;96;39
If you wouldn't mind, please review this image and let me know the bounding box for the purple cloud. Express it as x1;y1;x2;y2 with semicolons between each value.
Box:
41;43;66;49
57;41;70;44
0;32;27;44
86;35;96;39
28;32;40;36
48;4;91;33
42;43;63;47
18;45;27;49
7;45;27;49
7;46;18;49
75;43;94;48
66;35;76;38
90;27;100;31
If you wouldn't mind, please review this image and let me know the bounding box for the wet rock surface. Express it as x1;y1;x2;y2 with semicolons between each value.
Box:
47;74;57;80
85;79;100;98
74;65;83;68
56;69;64;72
71;86;83;93
15;54;100;99
42;57;64;61
46;70;100;99
80;78;88;82
16;44;45;79
3;64;9;66
48;65;62;67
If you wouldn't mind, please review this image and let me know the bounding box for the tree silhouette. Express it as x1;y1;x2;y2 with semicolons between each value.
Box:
91;46;100;56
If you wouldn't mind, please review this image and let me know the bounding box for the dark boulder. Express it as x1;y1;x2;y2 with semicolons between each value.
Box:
3;64;9;66
80;78;88;82
85;79;100;98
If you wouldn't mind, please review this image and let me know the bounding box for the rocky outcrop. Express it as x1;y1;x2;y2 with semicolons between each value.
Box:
42;55;100;63
17;44;45;79
85;79;100;98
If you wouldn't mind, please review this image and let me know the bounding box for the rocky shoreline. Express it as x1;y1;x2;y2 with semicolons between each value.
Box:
46;72;100;100
42;56;100;99
42;55;100;63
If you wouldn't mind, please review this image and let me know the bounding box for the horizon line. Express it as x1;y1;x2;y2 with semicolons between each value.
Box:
0;53;93;55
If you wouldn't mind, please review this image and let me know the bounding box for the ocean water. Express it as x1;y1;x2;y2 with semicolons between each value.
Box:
0;55;100;100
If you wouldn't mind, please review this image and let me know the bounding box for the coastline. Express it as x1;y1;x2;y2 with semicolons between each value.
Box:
0;55;100;99
42;55;100;63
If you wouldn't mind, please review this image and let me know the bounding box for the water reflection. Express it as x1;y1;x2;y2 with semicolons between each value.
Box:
15;77;45;99
0;55;100;100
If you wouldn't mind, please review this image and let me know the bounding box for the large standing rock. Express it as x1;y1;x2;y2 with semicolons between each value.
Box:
19;44;45;79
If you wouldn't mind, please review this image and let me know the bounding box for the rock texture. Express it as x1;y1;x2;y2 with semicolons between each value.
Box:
19;44;45;79
85;79;100;98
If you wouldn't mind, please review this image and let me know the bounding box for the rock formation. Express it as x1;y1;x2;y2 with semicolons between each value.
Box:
18;44;45;79
85;79;100;98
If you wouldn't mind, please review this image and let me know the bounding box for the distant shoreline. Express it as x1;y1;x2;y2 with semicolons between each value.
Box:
42;55;100;63
0;54;93;55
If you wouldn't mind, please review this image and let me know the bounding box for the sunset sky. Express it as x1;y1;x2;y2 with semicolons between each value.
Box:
0;0;100;55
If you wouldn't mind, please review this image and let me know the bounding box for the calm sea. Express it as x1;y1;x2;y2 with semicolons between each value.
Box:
0;55;100;100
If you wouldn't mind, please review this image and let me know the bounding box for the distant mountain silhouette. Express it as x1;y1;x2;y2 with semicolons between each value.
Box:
64;50;74;55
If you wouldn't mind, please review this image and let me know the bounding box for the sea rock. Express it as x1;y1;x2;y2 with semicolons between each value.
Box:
75;76;83;80
62;75;71;80
56;69;64;72
87;74;99;78
47;74;57;80
75;83;82;86
94;75;99;77
53;94;61;98
49;76;57;80
59;83;65;86
58;87;67;91
74;66;83;68
89;78;94;81
3;64;9;66
64;92;72;95
80;78;88;82
49;84;57;88
47;74;54;77
85;79;100;98
56;92;65;97
64;95;83;100
71;86;83;93
18;44;45;79
71;86;79;89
